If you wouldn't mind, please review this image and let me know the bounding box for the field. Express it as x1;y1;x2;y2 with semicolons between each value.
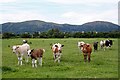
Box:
2;38;118;78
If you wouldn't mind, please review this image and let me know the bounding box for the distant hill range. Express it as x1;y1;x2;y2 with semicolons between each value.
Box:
1;20;120;33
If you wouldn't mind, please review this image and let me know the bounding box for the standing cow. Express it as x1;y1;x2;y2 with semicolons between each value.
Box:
93;41;98;51
81;43;92;62
27;48;45;67
100;39;113;51
51;43;64;63
12;43;30;65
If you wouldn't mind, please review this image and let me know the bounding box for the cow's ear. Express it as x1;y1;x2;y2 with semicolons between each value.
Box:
55;45;58;47
61;45;64;47
50;43;53;46
31;49;34;52
16;46;19;49
51;46;52;49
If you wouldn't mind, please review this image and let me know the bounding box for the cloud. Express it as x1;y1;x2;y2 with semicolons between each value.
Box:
0;9;117;25
0;0;118;25
61;12;79;18
0;11;48;23
47;0;119;5
60;9;118;25
0;0;18;3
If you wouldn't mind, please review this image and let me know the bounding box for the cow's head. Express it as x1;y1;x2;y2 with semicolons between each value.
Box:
77;42;85;51
81;44;91;52
12;46;19;53
52;43;64;53
23;39;28;44
27;49;34;56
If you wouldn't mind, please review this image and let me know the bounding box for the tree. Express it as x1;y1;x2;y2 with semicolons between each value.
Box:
2;32;16;39
20;32;32;38
32;32;40;38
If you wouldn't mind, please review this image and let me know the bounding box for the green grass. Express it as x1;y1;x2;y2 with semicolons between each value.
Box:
2;38;118;78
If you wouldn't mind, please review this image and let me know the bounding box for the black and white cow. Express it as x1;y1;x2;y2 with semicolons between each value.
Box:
105;40;113;47
100;39;113;51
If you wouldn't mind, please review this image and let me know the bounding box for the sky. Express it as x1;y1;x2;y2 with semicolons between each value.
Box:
0;0;119;25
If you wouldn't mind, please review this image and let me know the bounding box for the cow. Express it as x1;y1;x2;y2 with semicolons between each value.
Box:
100;39;113;51
51;43;64;63
27;48;45;67
93;41;98;51
12;43;30;65
105;40;113;48
100;40;105;50
81;43;92;62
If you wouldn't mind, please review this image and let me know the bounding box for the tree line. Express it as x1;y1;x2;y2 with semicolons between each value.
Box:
2;28;120;39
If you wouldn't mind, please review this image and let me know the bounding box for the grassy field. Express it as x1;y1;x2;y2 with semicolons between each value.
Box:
2;38;118;78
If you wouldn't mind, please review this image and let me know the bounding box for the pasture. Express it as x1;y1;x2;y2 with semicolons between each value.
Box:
2;38;118;78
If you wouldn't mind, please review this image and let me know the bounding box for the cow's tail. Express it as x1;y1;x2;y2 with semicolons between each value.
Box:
43;49;45;52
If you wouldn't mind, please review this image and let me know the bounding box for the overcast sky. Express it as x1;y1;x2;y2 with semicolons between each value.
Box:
0;0;119;25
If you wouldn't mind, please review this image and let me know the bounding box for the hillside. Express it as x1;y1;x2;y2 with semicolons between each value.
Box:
1;20;120;33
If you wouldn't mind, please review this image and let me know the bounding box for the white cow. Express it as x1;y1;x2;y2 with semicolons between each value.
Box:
12;43;30;65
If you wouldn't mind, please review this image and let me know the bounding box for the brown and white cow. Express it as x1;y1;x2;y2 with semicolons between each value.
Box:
81;43;92;62
51;43;64;63
27;48;45;67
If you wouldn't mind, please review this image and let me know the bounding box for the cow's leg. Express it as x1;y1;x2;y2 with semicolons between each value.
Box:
104;46;105;51
39;57;42;66
53;53;56;60
26;54;28;63
23;53;28;63
34;59;37;68
20;57;22;65
88;53;91;62
54;54;57;62
32;59;35;67
55;54;58;62
55;56;60;63
16;54;20;65
101;45;103;49
18;56;22;65
17;57;20;65
57;53;61;63
83;54;87;62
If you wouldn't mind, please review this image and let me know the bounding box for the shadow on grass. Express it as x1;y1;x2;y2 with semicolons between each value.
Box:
2;66;18;73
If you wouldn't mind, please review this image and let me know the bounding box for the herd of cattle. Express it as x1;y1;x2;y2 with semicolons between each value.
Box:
11;39;113;68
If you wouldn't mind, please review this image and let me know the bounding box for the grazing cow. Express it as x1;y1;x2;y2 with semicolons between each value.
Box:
27;48;45;67
12;43;30;65
78;41;85;52
93;42;98;51
81;43;92;62
51;43;64;63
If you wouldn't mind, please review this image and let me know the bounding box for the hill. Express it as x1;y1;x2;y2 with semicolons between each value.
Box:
1;20;120;33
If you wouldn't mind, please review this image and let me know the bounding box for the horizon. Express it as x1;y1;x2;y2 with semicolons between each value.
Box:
0;0;119;25
1;20;119;26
